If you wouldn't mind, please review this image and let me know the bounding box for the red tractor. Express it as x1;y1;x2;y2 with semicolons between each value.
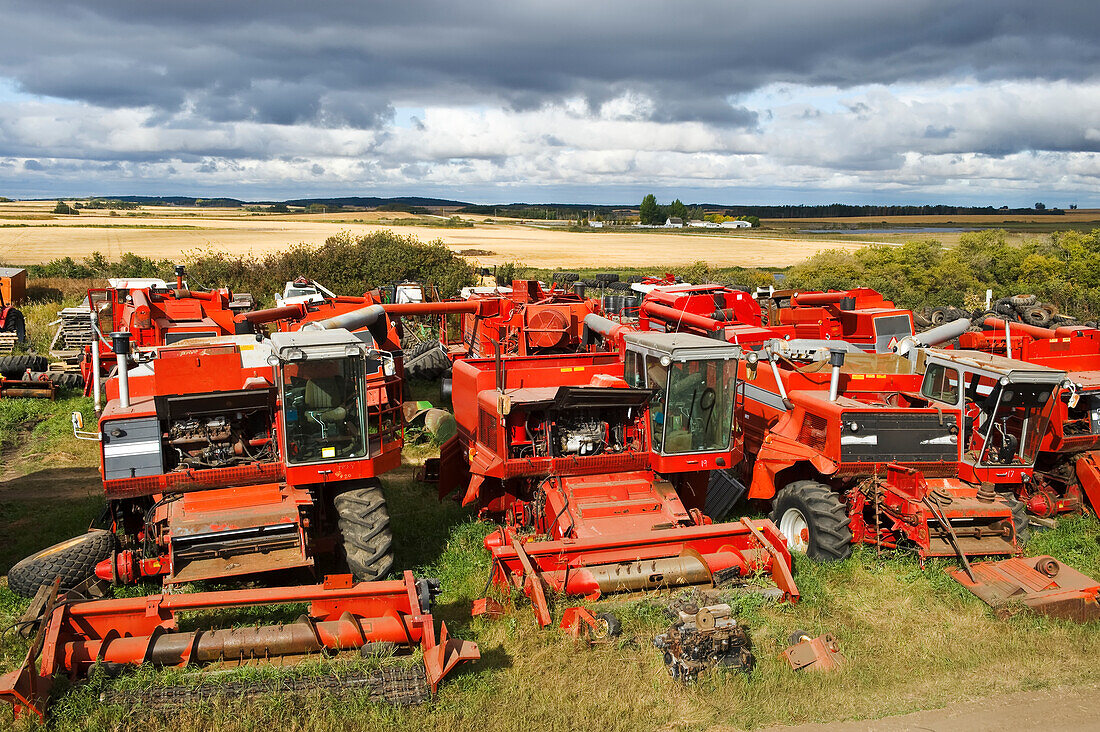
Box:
960;317;1100;516
432;314;798;625
10;303;406;597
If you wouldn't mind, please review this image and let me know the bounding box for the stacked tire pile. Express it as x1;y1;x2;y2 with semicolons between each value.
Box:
920;294;1092;331
973;294;1090;329
0;354;84;389
570;273;641;315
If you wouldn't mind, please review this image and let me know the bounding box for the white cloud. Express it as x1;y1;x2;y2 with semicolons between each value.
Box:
2;80;1099;204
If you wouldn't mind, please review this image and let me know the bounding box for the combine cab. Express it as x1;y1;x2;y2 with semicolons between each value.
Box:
435;321;798;624
961;318;1100;515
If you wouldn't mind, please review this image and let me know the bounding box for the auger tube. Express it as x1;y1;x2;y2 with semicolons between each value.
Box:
893;317;970;357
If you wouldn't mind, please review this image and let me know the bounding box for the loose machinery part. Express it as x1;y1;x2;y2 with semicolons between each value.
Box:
653;596;754;682
0;572;479;722
770;481;853;561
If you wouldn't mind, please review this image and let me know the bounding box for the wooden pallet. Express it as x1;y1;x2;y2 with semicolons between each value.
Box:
0;332;15;356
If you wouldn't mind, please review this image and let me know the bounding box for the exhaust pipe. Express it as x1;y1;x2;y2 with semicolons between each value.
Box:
174;264;185;291
91;312;102;412
893;317;970;357
828;348;845;402
111;332;132;408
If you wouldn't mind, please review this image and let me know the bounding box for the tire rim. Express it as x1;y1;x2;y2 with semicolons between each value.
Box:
779;508;810;553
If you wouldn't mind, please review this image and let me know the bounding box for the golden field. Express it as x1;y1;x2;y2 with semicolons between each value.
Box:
0;201;868;268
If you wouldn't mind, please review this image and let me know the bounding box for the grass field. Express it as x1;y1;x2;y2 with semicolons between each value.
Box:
1;396;1099;732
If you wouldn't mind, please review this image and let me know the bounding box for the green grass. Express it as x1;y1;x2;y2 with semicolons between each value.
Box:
1;413;1099;730
0;394;94;456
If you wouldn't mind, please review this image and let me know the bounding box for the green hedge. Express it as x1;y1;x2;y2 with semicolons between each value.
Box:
5;231;475;305
787;229;1100;317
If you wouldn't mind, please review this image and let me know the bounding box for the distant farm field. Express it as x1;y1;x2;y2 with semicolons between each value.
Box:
0;201;865;269
2;201;1098;270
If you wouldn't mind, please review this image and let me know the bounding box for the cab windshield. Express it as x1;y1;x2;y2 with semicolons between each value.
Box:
651;357;736;454
281;357;366;463
976;382;1056;466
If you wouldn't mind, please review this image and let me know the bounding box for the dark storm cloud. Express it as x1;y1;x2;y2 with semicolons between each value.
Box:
1;1;1096;129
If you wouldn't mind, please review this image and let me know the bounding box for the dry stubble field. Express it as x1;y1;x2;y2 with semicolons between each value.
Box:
0;201;869;269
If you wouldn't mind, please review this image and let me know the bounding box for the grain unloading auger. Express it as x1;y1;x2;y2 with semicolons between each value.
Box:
0;572;479;723
433;313;798;625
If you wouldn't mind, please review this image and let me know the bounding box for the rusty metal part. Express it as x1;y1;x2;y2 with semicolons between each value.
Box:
948;555;1100;622
653;600;754;683
923;495;976;582
782;633;847;672
0;572;478;722
975;482;997;503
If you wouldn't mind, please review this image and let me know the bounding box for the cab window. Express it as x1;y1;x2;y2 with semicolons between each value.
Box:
921;363;960;404
281;357;366;463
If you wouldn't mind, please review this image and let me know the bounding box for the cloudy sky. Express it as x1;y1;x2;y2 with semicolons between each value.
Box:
1;1;1098;205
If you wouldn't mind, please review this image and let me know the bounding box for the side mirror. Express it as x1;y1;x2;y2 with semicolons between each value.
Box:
71;411;101;441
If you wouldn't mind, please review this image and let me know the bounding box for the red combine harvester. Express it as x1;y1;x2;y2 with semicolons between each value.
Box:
637;284;780;346
718;337;1063;561
960;317;1100;516
433;313;798;625
80;266;256;395
389;279;604;388
755;287;917;353
440;279;601;360
10;304;407;597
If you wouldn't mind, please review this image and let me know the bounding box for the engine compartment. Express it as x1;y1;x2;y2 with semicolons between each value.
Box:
158;389;277;472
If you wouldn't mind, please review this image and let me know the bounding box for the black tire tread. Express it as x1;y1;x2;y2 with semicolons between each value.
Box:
8;530;116;598
335;481;394;582
770;480;852;561
404;342;450;381
594;611;622;638
0;354;48;378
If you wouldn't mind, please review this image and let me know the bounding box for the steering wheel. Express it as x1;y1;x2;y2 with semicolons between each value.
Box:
699;387;717;412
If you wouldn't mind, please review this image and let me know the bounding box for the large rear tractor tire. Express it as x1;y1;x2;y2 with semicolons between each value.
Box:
770;481;852;561
1;309;26;342
7;530;116;598
335;480;394;582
